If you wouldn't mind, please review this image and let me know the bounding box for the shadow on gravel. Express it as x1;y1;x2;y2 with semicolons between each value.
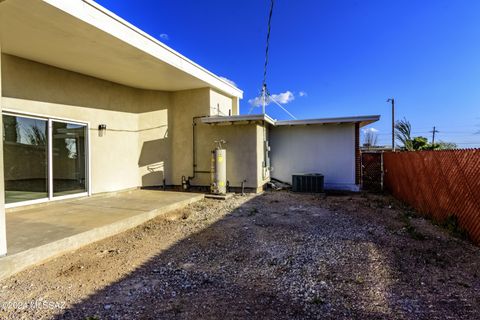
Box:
52;192;480;320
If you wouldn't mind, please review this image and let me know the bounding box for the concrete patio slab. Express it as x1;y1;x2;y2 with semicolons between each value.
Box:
0;190;203;280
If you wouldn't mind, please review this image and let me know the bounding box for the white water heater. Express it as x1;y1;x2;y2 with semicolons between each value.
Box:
211;141;227;195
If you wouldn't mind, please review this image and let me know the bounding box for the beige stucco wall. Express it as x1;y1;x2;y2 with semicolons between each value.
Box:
209;89;233;117
169;88;265;189
171;88;237;185
1;54;171;193
0;54;261;197
169;88;210;186
137;91;172;187
270;124;357;190
232;97;240;116
190;123;263;189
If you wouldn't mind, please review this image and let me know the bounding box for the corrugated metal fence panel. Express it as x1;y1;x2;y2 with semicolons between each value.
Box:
383;149;480;244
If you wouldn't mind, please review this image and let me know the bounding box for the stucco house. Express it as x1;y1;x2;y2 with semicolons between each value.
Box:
0;0;378;258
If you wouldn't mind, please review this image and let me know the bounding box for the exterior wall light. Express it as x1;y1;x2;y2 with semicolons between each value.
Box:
98;124;107;137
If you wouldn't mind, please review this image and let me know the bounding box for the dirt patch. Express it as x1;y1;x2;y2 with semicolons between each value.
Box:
0;191;479;319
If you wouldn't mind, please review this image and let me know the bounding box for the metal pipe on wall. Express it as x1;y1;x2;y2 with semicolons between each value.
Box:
188;115;209;184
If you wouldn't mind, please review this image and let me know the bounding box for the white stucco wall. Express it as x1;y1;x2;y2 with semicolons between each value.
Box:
269;124;358;191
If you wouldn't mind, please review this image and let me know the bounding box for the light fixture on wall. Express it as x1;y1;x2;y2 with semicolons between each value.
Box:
98;124;107;137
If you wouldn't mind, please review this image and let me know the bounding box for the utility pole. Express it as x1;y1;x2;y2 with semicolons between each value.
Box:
387;98;395;151
430;126;439;146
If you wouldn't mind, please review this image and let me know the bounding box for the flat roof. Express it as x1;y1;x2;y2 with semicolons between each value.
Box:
276;115;380;127
0;0;242;98
201;114;277;125
202;114;380;127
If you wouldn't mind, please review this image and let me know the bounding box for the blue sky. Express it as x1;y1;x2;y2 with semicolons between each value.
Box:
95;0;480;147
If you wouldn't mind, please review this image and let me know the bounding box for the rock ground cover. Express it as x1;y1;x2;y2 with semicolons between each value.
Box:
0;191;479;319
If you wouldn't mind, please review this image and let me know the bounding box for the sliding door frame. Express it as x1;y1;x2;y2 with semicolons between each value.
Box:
3;109;91;208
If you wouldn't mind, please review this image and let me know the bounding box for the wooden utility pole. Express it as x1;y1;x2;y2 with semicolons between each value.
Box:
431;126;439;145
387;98;395;151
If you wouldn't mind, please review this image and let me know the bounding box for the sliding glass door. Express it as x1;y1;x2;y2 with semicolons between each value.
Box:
3;115;49;204
52;121;87;197
3;114;88;206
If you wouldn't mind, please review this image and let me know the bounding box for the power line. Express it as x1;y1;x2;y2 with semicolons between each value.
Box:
249;0;297;120
454;142;480;145
262;0;274;90
248;0;274;116
371;131;477;136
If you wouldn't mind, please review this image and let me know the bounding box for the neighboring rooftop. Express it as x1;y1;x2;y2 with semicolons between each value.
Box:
201;114;276;126
202;114;380;127
276;115;380;127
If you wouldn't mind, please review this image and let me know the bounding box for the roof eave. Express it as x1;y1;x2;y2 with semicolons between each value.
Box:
201;114;276;126
201;114;380;127
77;0;243;98
1;0;242;98
275;115;381;127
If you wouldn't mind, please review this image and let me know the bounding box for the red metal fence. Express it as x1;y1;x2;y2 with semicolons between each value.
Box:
383;149;480;244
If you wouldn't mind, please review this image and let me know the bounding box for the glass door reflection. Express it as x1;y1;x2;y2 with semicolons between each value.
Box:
3;114;49;204
52;121;87;197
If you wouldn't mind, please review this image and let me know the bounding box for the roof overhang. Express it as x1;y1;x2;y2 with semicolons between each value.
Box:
201;114;276;126
276;115;380;127
0;0;243;98
202;114;380;127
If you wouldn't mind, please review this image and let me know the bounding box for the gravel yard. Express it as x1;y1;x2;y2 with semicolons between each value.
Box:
0;191;479;319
